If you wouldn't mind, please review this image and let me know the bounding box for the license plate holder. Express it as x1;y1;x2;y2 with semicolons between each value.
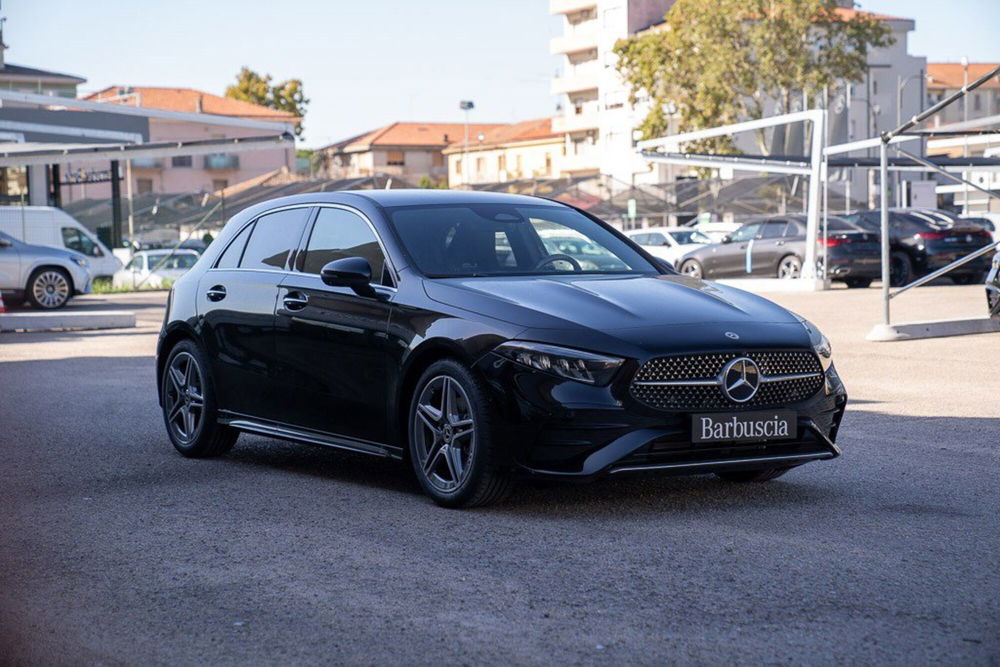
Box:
692;410;797;444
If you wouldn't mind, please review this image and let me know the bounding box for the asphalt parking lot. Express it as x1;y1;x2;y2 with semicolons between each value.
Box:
1;286;998;664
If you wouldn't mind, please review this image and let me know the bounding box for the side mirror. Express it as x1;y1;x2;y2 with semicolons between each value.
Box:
0;237;11;248
320;257;376;297
721;234;732;244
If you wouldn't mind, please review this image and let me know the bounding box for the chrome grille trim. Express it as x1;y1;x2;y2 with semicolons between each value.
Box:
631;350;824;410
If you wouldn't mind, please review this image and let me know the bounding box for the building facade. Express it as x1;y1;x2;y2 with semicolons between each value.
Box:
318;122;505;186
444;118;562;186
77;86;298;199
926;62;1000;125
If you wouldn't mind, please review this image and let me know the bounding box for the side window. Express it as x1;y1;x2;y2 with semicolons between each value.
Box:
730;223;760;242
240;208;311;270
302;208;387;283
62;227;99;256
759;221;787;239
215;223;253;269
632;234;648;245
648;233;667;245
126;255;145;271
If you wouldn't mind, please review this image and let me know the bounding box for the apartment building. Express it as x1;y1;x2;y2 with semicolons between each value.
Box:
444;118;562;186
318;122;505;185
549;0;674;186
80;86;298;198
926;62;1000;125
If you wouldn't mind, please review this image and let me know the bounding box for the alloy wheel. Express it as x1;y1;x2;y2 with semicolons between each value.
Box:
681;261;702;279
413;375;477;493
32;270;70;308
164;351;205;444
778;256;801;279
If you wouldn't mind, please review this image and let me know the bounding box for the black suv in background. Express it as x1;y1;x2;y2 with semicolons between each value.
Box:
844;209;993;286
677;215;880;287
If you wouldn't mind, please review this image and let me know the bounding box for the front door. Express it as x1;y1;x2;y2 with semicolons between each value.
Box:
750;220;790;276
713;222;760;277
198;206;311;421
272;206;394;444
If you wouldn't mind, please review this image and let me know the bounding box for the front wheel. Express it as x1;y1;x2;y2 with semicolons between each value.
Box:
679;259;703;280
890;252;913;287
408;360;512;508
844;277;873;289
27;268;72;309
161;340;238;457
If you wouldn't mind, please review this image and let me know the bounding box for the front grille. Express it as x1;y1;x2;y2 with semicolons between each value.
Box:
631;350;824;410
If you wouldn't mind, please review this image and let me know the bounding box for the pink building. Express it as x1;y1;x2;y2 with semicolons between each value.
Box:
70;86;297;199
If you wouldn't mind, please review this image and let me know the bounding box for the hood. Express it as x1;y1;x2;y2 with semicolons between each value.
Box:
424;273;800;332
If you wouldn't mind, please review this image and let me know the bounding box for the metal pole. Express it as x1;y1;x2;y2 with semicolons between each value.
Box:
879;140;890;326
125;159;135;242
463;109;469;186
962;59;970;214
110;160;122;249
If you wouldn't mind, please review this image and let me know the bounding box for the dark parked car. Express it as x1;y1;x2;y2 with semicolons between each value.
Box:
676;215;880;287
156;191;846;507
987;251;1000;318
844;209;993;286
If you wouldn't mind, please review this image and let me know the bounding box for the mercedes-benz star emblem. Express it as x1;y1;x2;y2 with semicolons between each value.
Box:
720;357;761;403
725;331;740;340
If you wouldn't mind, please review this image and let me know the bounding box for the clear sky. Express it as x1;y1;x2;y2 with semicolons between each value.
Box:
7;0;999;149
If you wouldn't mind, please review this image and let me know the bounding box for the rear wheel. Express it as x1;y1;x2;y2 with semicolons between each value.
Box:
890;252;913;287
716;467;792;483
26;268;71;309
161;340;238;457
777;255;802;279
408;359;512;508
952;274;977;285
679;259;703;280
844;277;872;289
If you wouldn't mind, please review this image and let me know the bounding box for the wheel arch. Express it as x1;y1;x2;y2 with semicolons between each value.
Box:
392;338;473;447
156;323;200;406
26;264;75;295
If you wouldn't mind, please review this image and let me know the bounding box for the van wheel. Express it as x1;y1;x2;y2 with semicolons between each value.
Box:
26;268;72;309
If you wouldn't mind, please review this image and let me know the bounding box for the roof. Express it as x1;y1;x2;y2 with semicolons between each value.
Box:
443;117;559;154
322;121;507;152
83;86;299;121
0;62;86;84
927;63;1000;90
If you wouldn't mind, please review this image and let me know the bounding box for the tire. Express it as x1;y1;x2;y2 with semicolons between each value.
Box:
951;274;977;285
407;359;512;508
161;339;238;458
679;259;704;280
777;255;802;279
26;267;72;309
890;251;913;287
844;277;873;289
716;467;792;483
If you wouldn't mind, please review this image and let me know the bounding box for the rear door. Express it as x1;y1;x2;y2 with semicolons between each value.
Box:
271;205;395;444
198;205;311;421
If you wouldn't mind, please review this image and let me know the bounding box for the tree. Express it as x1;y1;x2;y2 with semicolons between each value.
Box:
225;67;309;138
613;0;893;155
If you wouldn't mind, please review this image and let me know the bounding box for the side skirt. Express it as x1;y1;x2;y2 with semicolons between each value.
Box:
219;413;404;460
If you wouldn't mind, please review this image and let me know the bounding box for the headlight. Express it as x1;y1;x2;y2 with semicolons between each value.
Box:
494;341;624;385
795;315;832;370
72;257;89;268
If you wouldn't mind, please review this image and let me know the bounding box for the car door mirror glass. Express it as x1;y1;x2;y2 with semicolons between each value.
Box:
721;234;732;243
320;257;376;297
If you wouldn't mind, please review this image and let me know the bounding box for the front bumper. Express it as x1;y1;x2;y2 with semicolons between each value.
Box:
475;352;847;480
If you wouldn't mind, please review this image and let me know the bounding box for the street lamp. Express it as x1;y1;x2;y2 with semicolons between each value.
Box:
459;100;474;185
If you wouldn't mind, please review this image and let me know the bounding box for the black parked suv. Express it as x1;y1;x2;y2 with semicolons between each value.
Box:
844;209;993;286
156;191;846;507
677;215;880;287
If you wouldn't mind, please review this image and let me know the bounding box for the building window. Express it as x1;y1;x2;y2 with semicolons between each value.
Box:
604;91;625;110
544;154;552;174
387;150;405;166
456;159;462;175
872;78;878;95
432;151;444;167
476;157;485;173
136;178;153;194
171;155;193;168
515;154;522;174
498;154;506;172
212;179;228;191
973;93;982;112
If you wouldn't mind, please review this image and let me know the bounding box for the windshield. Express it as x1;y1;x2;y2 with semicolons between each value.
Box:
670;230;710;245
385;203;657;278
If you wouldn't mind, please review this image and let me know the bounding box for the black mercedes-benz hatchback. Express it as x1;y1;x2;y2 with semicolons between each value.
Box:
157;190;846;507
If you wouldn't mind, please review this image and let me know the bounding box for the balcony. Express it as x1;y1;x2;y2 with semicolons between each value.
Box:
559;151;600;174
549;23;598;55
551;66;600;95
553;111;600;134
203;153;239;170
549;0;597;15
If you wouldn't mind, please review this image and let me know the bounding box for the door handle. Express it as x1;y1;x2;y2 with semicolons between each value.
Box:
283;291;309;311
206;285;227;302
776;241;785;246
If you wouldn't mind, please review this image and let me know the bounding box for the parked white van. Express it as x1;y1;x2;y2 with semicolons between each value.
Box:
0;206;122;278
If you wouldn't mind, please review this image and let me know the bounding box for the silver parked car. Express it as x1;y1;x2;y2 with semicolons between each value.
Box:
0;231;92;309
